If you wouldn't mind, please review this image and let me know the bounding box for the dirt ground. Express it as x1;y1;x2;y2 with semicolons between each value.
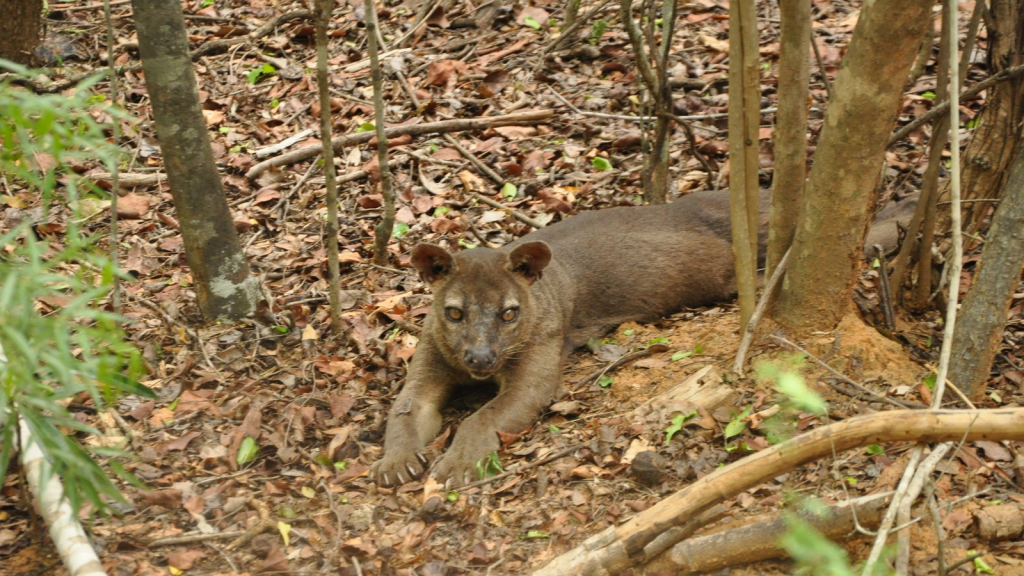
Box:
4;0;1024;574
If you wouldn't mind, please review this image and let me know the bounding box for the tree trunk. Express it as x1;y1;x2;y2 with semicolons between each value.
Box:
948;135;1024;397
774;0;932;335
939;0;1024;234
727;0;760;328
367;0;397;264
907;1;954;312
132;0;259;321
314;0;344;335
765;0;810;279
0;0;42;66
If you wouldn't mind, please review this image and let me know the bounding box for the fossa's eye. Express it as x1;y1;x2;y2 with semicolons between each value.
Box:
445;307;463;322
501;308;518;323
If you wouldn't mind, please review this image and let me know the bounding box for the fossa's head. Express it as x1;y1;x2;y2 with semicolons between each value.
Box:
411;242;551;379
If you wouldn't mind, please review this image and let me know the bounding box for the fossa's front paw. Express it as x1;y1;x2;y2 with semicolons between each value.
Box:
431;431;500;486
370;448;429;487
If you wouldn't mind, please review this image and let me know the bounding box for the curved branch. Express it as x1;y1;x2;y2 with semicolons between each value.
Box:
531;408;1024;576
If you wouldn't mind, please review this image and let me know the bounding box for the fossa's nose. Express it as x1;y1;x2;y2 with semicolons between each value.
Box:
463;347;498;373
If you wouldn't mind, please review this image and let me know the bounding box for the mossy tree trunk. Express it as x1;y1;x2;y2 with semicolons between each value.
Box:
0;0;42;66
940;0;1024;235
765;0;810;280
773;0;932;335
132;0;259;321
727;0;760;328
948;135;1024;398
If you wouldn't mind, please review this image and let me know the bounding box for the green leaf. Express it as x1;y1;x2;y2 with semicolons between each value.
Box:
664;411;696;445
501;182;518;198
646;336;669;346
623;329;634;336
273;325;289;334
591;157;612;171
447;490;459;502
776;372;827;414
588;19;607;44
392;222;410;238
694;343;704;354
549;424;560;434
458;239;477;249
780;513;858;576
434;206;450;217
237;437;259;465
356;122;376;133
333;460;348;471
671;351;693;362
920;90;936;100
923;374;937;391
475;451;504;480
247;65;275;85
598;376;614;388
865;444;885;456
724;406;751;440
974;556;994;574
525;530;550;538
524;16;541;29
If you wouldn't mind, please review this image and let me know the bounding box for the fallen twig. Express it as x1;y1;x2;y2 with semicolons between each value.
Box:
665;492;891;572
578;345;670;388
733;248;790;372
148;530;246;547
18;416;108;576
531;408;1024;576
253;129;315;159
245;110;554;180
470;192;546;229
444;133;504;184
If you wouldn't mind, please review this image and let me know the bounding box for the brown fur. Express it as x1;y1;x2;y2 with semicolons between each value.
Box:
864;192;919;258
370;189;770;486
369;189;910;486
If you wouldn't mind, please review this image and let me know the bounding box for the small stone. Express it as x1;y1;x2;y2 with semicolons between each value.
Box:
629;450;665;486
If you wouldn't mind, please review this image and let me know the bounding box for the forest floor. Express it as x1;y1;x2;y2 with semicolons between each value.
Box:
4;0;1024;574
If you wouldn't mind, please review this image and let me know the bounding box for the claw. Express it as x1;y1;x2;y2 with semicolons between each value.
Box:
444;477;452;491
407;463;418;478
396;471;406;485
417;452;428;465
382;472;391;487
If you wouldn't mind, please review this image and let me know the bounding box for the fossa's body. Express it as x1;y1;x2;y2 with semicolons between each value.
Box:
370;189;912;485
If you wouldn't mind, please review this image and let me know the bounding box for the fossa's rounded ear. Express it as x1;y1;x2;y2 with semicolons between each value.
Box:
507;241;551;284
411;244;457;284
